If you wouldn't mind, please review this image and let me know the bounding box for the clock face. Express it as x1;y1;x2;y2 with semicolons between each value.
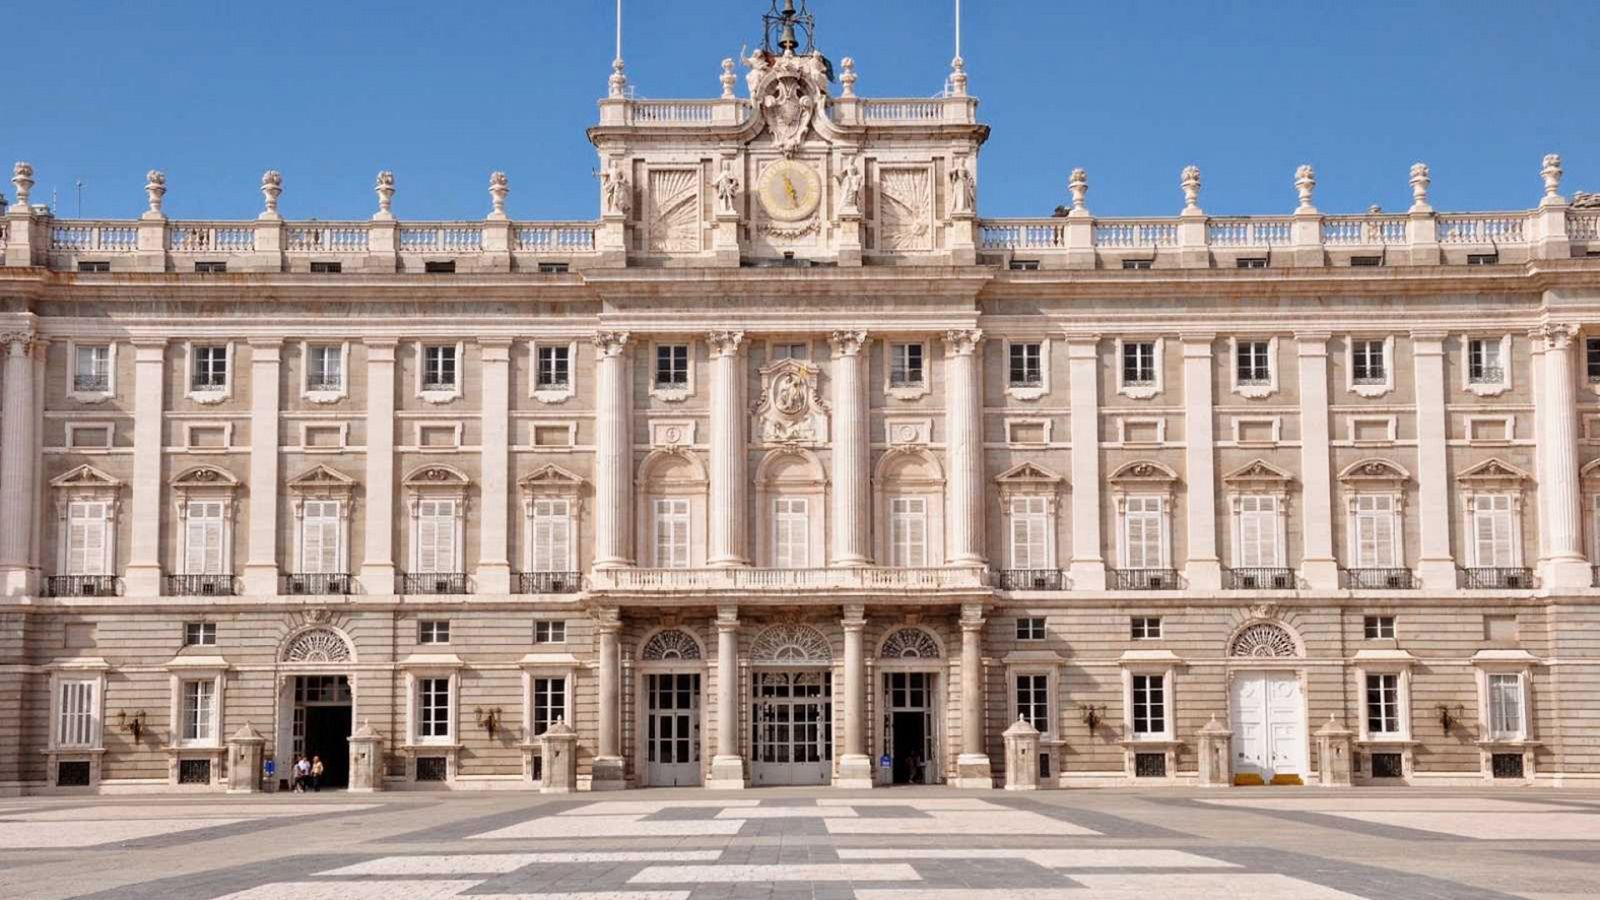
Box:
758;159;823;222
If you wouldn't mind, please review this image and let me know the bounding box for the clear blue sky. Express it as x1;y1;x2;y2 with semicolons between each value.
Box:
9;1;1598;221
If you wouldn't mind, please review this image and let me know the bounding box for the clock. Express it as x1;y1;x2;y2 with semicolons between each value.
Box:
757;159;823;222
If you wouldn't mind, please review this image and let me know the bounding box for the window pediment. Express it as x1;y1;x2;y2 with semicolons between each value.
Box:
50;464;123;496
1456;457;1529;489
519;463;586;496
287;464;357;498
756;446;827;488
1338;457;1410;486
1108;460;1179;489
170;465;240;497
994;462;1065;494
1580;457;1600;484
874;446;945;487
636;447;708;487
1221;458;1294;491
404;464;471;495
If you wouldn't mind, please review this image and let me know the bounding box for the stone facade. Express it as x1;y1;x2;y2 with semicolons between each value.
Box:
3;9;1600;794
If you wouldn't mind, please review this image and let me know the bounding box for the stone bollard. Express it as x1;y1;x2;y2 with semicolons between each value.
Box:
347;722;384;793
227;723;266;794
1196;715;1234;787
1002;716;1041;791
540;720;579;794
1315;715;1356;787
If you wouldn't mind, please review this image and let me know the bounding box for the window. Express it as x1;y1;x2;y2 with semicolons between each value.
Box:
1363;616;1396;640
183;622;217;647
537;262;569;274
415;499;458;574
1466;253;1498;266
1236;340;1272;385
1122;258;1153;270
1351;340;1386;384
74;345;112;393
1467;338;1504;384
1350;256;1382;267
771;343;808;361
536;345;570;389
418;677;451;739
77;260;110;273
1365;673;1402;736
57;680;98;748
1131;616;1162;639
424;260;456;274
655;344;689;386
180;680;214;744
889;497;928;567
534;620;566;644
418;620;450;644
1122;341;1157;386
1015;674;1049;733
889;343;924;387
773;498;810;569
1352;495;1399;568
1009;496;1049;569
65;501;110;576
1471;494;1517;567
309;261;342;274
1235;495;1282;568
194;261;227;273
1588;337;1600;383
307;346;342;391
1008;259;1040;271
1008;342;1043;387
183;501;226;575
653;499;690;568
1486;673;1524;740
1015;617;1045;641
530;499;571;572
422;345;458;391
532;676;566;736
1131;674;1166;736
1123;496;1166;569
299;500;342;574
192;346;228;390
1236;257;1268;269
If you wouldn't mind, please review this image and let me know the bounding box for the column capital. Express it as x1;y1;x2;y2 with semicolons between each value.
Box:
479;338;514;362
960;603;986;628
943;328;984;357
1408;331;1448;351
249;340;283;362
716;604;740;628
1294;331;1332;350
592;330;632;357
1530;322;1580;350
595;607;623;634
1065;334;1101;354
0;330;41;358
1179;332;1218;349
707;330;746;357
364;339;398;362
829;330;868;357
841;603;867;630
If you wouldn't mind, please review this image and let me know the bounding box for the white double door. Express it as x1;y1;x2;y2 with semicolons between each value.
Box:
645;672;702;787
750;669;833;786
1230;671;1305;781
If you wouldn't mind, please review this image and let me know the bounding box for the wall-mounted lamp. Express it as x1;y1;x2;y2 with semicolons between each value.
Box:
1079;704;1105;732
1437;703;1464;732
118;709;146;743
475;707;503;739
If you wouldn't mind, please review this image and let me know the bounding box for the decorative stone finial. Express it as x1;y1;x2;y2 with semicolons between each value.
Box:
1409;162;1431;212
1181;165;1202;212
1068;168;1088;212
948;56;967;97
259;170;283;220
144;170;167;219
10;161;33;212
373;170;395;221
488;171;509;220
1294;164;1316;212
720;58;737;99
1541;153;1565;206
839;57;857;98
608;57;627;99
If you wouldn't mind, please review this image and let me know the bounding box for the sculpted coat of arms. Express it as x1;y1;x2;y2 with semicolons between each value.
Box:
751;358;829;444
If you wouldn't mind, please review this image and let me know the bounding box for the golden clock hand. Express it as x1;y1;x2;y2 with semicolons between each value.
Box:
783;175;798;208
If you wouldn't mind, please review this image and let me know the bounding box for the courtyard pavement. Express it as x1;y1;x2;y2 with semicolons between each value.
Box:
1;787;1597;899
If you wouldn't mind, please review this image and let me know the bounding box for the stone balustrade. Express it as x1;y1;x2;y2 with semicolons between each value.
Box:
587;566;991;595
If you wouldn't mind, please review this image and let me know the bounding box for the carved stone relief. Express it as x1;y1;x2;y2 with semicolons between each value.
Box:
647;168;702;253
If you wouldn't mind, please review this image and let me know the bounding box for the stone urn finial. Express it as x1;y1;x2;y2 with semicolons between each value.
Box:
720;58;737;99
144;169;167;218
10;161;33;211
488;171;510;220
1541;153;1565;206
608;57;627;99
948;56;967;97
1294;164;1316;212
1409;162;1431;212
373;170;395;221
259;170;283;220
1068;167;1088;212
839;57;857;98
1181;164;1202;212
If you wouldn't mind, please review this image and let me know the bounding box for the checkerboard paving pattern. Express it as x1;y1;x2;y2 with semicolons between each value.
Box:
0;802;376;849
1197;795;1600;841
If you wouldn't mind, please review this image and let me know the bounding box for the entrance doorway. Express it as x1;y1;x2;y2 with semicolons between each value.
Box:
294;675;352;788
750;669;832;785
883;671;936;784
1230;671;1305;783
645;672;702;786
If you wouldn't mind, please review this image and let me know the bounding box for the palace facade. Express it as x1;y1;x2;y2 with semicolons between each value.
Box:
4;6;1600;795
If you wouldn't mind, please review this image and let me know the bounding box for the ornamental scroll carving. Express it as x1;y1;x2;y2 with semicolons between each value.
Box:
1229;623;1299;659
282;627;354;663
751;358;829;445
749;623;831;663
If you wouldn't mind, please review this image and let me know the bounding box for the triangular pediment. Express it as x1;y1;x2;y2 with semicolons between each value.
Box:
994;462;1065;486
50;464;122;490
287;464;356;491
1339;457;1411;484
1108;460;1179;484
1222;458;1294;485
170;464;239;488
519;464;586;490
1456;457;1529;484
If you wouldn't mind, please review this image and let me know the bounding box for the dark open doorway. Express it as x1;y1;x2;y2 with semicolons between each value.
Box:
891;710;926;785
303;705;352;788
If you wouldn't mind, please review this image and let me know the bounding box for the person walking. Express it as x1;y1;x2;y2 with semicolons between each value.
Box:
310;756;325;792
292;755;311;792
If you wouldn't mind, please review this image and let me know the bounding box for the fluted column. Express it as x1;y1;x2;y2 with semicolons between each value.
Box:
0;329;40;596
709;605;745;789
954;603;993;787
592;609;626;790
477;339;513;593
593;332;633;568
830;331;871;566
124;339;167;596
836;604;873;787
944;329;985;566
242;340;282;595
360;340;397;593
1411;333;1456;589
1536;324;1589;587
1181;336;1221;589
707;331;748;567
1067;337;1106;589
1296;334;1339;589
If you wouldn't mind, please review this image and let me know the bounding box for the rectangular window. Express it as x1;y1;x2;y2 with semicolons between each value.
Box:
654;498;690;568
183;501;226;575
307;346;343;391
1131;616;1162;639
889;343;924;387
1472;494;1516;567
532;676;567;736
772;497;810;569
1122;341;1157;385
423;345;458;390
1015;674;1049;733
1131;673;1166;736
1123;496;1165;569
1015;617;1045;641
1236;340;1272;385
530;499;571;572
1353;494;1398;568
415;499;458;574
57;680;97;748
536;345;570;388
1363;615;1396;640
1366;673;1401;736
1236;257;1268;269
1350;256;1382;267
1468;338;1504;384
537;262;569;274
1008;259;1040;271
655;344;689;386
771;343;808;361
77;260;110;273
1236;495;1282;568
1122;258;1153;270
418;677;451;739
424;260;456;274
1466;253;1498;266
181;679;214;743
309;261;342;274
1351;339;1386;384
194;261;227;273
1008;342;1043;387
1486;673;1524;740
299;499;341;574
1009;496;1049;570
1587;337;1600;383
534;620;566;644
889;497;928;567
418;620;450;644
66;501;110;576
192;346;228;390
74;345;112;393
184;622;217;647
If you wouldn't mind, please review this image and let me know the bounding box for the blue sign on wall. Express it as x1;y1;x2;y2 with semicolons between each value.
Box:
879;754;892;768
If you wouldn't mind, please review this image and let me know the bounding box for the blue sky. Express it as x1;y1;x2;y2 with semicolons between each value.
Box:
9;1;1599;220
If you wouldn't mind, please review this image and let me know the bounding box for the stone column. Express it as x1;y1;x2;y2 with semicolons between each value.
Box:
227;724;266;793
944;330;986;567
0;330;39;596
360;340;397;593
346;722;383;793
1182;336;1221;589
955;603;993;788
592;332;633;568
477;339;513;593
1296;334;1339;589
1411;333;1456;589
709;605;745;789
242;341;282;595
830;331;871;566
1067;337;1106;589
836;604;873;787
1535;324;1589;587
707;332;748;567
125;339;167;596
592;609;626;790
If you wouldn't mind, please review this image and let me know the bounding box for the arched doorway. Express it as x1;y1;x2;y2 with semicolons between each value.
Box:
636;628;707;787
275;625;357;790
748;623;833;786
876;627;946;785
1226;621;1307;784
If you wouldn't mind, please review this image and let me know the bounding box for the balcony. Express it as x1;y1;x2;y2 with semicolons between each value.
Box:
72;374;110;393
164;574;235;596
1226;567;1297;590
1112;568;1180;591
587;566;990;595
44;575;119;597
282;573;352;596
516;571;582;594
1461;567;1534;590
1344;568;1416;590
305;377;344;393
399;572;469;595
1468;366;1505;385
995;569;1069;591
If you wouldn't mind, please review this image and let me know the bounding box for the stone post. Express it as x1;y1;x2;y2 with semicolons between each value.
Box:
592;332;633;568
227;724;266;793
1003;717;1041;791
709;605;745;789
124;339;166;596
837;605;873;787
477;339;513;593
360;340;398;593
955;603;993;788
242;341;282;596
707;332;748;567
135;170;168;272
1196;715;1233;787
1289;164;1325;267
538;719;579;793
1535;154;1571;261
1067;337;1106;589
4;162;38;268
1406;163;1440;265
1064;168;1095;269
1411;333;1456;588
830;331;871;565
1182;336;1222;589
347;722;383;792
592;609;626;790
0;330;40;596
252;170;285;272
1314;716;1355;787
1178;165;1210;269
482;172;514;273
367;171;398;273
1296;334;1339;589
1534;324;1589;587
944;330;986;566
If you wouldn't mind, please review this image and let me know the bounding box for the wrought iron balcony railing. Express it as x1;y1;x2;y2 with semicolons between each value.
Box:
45;575;119;597
995;568;1068;591
516;571;582;594
1112;568;1180;591
1461;567;1534;590
282;573;352;596
72;375;110;393
399;572;468;595
165;574;235;596
1226;567;1297;590
306;377;344;392
1343;568;1416;590
1468;366;1505;385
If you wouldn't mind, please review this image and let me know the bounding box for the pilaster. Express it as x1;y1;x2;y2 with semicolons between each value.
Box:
1067;337;1106;589
707;331;748;567
477;339;513;593
944;329;986;566
709;605;746;789
592;332;633;568
124;339;167;596
241;340;282;595
359;340;397;593
1296;333;1339;588
1181;336;1221;590
1411;333;1456;588
1533;324;1589;587
0;328;41;596
830;331;871;565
